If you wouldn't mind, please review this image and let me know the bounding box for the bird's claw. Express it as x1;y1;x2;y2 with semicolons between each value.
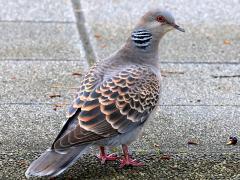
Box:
119;157;144;168
97;153;119;164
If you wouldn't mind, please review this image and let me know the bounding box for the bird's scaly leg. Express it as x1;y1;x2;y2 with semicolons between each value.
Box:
97;146;118;164
119;144;144;168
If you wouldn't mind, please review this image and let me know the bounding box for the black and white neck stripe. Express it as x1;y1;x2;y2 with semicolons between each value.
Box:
131;29;152;50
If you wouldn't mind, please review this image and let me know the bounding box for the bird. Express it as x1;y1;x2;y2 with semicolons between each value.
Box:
25;9;184;178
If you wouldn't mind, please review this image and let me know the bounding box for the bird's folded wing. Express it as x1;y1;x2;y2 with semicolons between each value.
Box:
52;65;160;149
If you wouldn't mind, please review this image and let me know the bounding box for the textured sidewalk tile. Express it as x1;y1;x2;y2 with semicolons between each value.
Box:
1;1;240;179
1;104;240;178
0;61;86;104
0;0;75;22
0;23;81;60
82;0;240;62
0;61;239;105
1;151;240;179
87;24;240;62
0;105;65;153
160;63;240;106
150;105;240;153
82;0;240;25
0;104;239;153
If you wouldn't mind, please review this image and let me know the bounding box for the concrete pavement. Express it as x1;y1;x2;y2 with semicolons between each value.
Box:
0;0;239;179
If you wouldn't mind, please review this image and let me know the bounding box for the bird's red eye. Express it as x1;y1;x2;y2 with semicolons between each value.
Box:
156;16;165;23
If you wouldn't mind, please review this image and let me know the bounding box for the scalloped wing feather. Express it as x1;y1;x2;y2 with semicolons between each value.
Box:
53;64;160;149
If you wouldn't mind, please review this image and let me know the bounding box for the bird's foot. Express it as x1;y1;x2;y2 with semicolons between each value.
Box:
97;153;119;164
119;157;144;168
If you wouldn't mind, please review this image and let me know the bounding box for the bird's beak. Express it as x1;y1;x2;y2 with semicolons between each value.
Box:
172;24;185;32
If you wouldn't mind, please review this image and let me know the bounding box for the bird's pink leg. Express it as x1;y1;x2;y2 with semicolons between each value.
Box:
97;146;118;164
119;144;144;168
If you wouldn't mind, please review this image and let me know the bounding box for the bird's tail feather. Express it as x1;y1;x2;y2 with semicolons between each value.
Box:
25;144;90;178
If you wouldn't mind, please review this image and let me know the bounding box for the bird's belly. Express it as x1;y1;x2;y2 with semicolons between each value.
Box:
95;125;144;147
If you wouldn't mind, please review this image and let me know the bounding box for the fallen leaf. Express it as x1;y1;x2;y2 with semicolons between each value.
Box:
224;40;231;45
18;160;27;167
68;87;79;90
48;94;61;98
188;141;198;145
53;103;67;111
160;155;171;160
101;44;107;48
153;143;160;147
72;72;82;76
161;70;185;77
161;70;185;75
54;103;66;108
94;34;102;39
50;83;64;88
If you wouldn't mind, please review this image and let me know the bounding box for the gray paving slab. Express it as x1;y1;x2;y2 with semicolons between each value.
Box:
1;104;240;179
0;152;240;180
1;151;240;179
0;0;75;22
82;0;240;62
0;23;81;60
0;104;239;153
0;61;240;106
82;0;240;25
160;63;240;106
48;152;239;179
0;61;86;104
1;1;239;179
88;23;240;62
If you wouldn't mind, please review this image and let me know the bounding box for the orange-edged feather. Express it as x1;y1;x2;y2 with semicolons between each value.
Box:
52;64;160;149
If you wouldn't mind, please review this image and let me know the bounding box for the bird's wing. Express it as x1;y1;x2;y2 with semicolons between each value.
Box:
52;64;160;149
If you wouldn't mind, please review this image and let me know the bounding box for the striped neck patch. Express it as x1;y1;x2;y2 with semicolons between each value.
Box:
131;29;152;50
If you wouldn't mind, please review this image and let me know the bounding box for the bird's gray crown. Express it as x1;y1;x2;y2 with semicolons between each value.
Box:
142;9;175;24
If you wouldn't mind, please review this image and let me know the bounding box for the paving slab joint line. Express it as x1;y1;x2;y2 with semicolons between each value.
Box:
1;59;240;65
1;150;239;155
71;0;96;66
1;102;240;107
0;20;76;24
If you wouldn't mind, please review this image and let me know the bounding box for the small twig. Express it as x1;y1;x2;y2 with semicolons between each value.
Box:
161;70;185;77
188;141;198;145
211;75;240;78
48;94;61;98
72;72;82;76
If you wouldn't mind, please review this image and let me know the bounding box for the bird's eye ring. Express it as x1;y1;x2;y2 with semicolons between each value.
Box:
156;16;165;23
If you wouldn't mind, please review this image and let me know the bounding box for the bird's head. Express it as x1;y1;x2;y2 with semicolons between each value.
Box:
138;9;185;34
130;9;184;51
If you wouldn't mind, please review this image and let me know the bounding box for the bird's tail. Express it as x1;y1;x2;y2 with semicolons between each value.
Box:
25;144;90;178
